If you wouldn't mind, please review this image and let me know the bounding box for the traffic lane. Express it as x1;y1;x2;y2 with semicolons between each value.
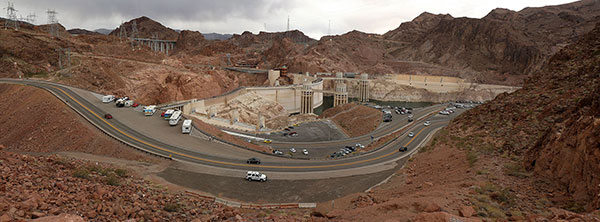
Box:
268;106;444;152
268;104;444;147
43;80;440;171
6;80;452;172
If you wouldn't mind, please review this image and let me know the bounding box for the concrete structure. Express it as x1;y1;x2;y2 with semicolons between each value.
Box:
358;73;370;102
183;74;323;116
300;82;314;114
133;38;176;55
333;82;348;107
267;70;280;86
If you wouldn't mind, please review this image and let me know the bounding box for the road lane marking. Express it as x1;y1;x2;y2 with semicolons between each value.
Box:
51;84;430;170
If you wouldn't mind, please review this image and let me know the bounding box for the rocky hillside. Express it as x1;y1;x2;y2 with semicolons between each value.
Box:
109;16;179;40
313;23;600;221
0;151;306;221
320;103;383;137
449;22;600;209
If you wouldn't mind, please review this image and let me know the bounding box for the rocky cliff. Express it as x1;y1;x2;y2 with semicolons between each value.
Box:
449;22;600;209
109;16;179;40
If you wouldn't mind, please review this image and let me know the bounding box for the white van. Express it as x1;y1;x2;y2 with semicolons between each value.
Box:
181;119;192;134
102;95;115;103
169;111;182;126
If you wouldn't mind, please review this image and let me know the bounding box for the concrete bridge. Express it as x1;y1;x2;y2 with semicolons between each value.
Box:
132;38;176;55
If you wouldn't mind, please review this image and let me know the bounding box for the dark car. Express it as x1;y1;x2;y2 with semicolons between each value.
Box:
408;118;413;122
104;114;113;119
247;158;261;164
284;128;290;131
399;146;408;152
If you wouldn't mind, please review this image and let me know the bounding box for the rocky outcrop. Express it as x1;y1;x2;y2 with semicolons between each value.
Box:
448;23;600;209
109;16;179;40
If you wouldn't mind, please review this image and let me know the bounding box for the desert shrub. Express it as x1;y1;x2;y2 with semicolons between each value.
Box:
72;168;90;179
466;151;478;167
164;203;181;212
105;175;120;186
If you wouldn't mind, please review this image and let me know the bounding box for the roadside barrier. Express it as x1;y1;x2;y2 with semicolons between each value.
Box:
185;191;316;209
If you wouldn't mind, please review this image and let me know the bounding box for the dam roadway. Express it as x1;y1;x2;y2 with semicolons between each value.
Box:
0;79;461;177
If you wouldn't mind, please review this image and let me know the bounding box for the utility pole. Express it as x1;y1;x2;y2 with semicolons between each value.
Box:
287;15;290;32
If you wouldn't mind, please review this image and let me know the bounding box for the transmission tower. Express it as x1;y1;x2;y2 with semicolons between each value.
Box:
4;2;18;30
26;13;36;24
56;48;71;70
130;21;138;38
118;21;127;42
46;9;59;37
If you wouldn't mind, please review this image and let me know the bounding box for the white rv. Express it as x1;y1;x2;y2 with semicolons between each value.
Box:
102;95;115;103
169;110;182;126
181;119;192;134
143;105;157;116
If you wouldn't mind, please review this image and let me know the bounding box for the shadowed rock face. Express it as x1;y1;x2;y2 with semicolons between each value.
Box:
449;22;600;209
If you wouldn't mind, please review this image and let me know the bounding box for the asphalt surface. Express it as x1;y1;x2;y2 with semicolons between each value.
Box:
0;79;464;175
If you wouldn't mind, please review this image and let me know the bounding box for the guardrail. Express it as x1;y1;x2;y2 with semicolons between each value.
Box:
185;191;316;209
2;79;175;161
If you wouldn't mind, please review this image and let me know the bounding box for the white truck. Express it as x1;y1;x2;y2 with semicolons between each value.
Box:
143;105;157;116
169;110;182;126
181;119;192;134
102;95;115;103
246;171;267;182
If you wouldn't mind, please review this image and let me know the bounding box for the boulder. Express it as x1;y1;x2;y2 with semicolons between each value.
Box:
459;205;476;217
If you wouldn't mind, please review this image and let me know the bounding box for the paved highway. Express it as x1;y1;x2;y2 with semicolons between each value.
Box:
0;79;463;174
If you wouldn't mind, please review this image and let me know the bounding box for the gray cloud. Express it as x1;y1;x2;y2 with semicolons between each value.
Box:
4;0;575;39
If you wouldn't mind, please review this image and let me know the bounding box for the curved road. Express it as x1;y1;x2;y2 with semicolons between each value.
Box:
0;79;459;174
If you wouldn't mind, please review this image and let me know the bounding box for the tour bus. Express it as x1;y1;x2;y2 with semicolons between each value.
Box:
143;105;157;116
163;109;175;120
181;119;192;134
169;111;182;126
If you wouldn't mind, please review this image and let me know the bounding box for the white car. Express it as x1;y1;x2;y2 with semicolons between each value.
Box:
408;114;414;119
355;143;364;149
290;147;297;153
302;149;308;155
408;132;415;137
424;121;431;126
246;171;267;182
439;111;450;115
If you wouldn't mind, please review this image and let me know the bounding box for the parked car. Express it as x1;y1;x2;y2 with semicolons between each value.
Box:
424;121;431;126
399;146;408;152
246;171;267;182
408;118;414;122
439;111;450;115
104;113;113;119
264;139;272;144
408;132;415;137
246;158;261;164
132;103;139;107
355;143;364;149
290;148;297;153
302;149;308;155
272;150;283;155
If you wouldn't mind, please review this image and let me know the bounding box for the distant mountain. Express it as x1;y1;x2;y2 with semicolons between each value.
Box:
68;28;102;35
94;28;112;35
202;33;232;41
109;16;179;40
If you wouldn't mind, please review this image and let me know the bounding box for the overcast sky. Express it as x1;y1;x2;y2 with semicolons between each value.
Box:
6;0;575;39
